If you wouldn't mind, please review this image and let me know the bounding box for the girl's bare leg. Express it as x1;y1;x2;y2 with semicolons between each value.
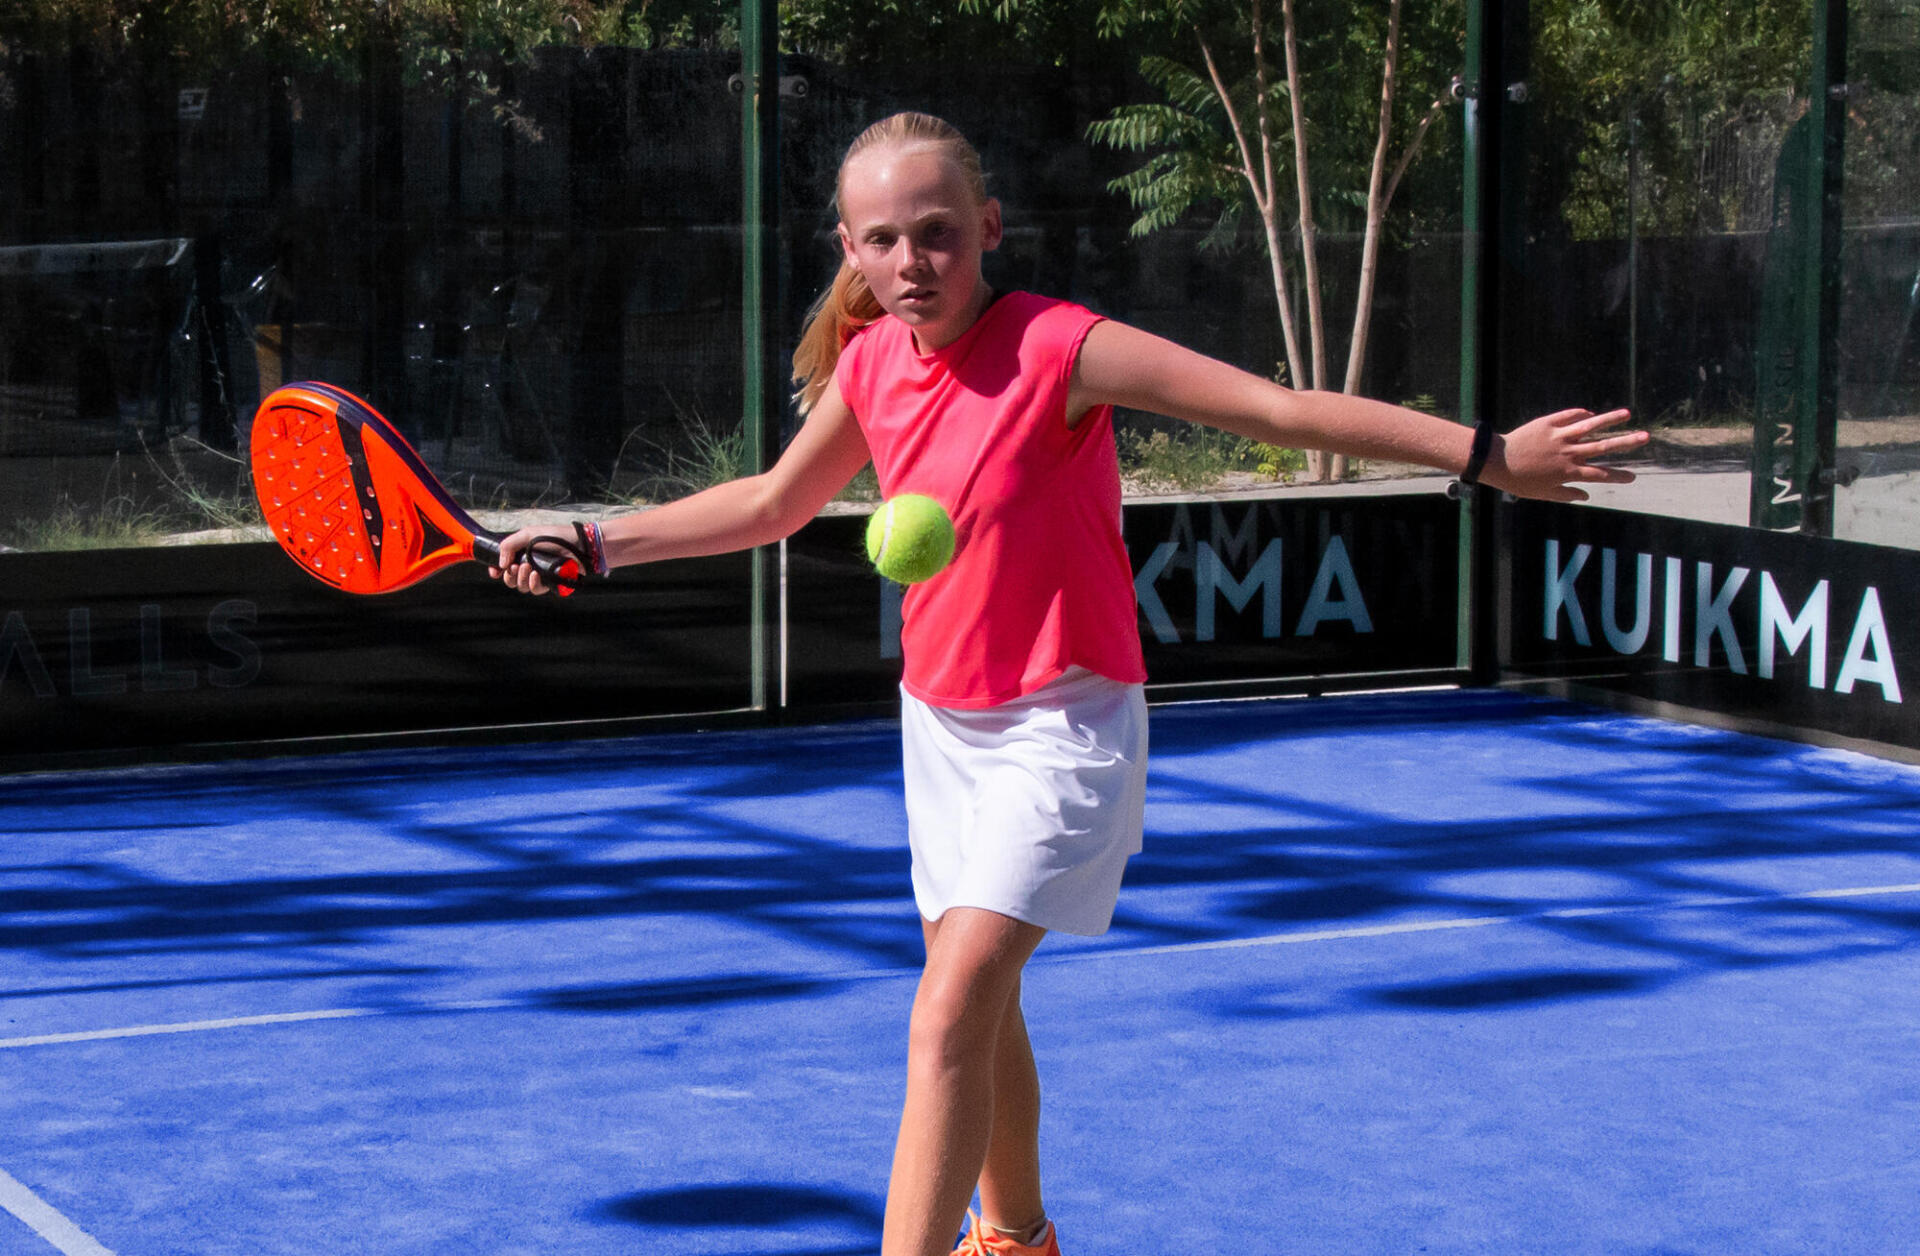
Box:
975;976;1044;1235
883;907;1047;1256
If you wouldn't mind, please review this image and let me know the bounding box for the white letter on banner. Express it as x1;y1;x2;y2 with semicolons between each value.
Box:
206;600;262;689
1545;540;1592;645
1600;549;1652;655
1296;536;1373;635
1209;503;1262;566
1663;556;1684;662
1134;541;1182;644
0;611;56;698
1758;573;1829;689
67;608;127;697
141;604;198;693
1694;562;1750;673
1196;539;1282;641
1835;588;1903;703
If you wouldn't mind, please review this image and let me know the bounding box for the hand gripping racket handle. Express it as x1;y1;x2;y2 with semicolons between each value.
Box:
471;532;585;596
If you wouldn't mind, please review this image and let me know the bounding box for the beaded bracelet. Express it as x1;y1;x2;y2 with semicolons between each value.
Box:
580;520;610;576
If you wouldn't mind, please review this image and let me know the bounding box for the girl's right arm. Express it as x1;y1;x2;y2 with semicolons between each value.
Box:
1068;320;1645;502
492;380;871;594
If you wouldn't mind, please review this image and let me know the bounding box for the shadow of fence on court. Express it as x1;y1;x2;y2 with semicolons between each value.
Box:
1125;690;1920;1018
592;1183;882;1255
3;690;1918;1027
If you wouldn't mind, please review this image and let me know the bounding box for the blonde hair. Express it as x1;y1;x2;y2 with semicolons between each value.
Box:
791;112;989;414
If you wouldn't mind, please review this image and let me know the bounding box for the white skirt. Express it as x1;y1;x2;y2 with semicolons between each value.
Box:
900;667;1149;937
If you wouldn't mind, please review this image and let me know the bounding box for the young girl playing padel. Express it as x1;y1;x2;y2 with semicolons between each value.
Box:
493;111;1646;1256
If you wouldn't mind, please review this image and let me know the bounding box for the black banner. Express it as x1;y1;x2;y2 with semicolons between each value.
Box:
3;494;1469;758
785;493;1465;708
0;543;753;756
1504;501;1917;751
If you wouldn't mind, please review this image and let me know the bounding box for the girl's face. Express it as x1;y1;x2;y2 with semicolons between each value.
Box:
836;143;1002;352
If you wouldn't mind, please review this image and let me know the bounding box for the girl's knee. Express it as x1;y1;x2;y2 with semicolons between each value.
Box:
908;963;1021;1073
908;980;995;1072
907;909;1041;1070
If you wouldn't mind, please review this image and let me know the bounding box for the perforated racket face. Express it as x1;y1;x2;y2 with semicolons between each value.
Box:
251;383;484;594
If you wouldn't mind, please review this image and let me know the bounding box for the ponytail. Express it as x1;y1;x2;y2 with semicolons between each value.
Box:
790;111;988;415
792;256;884;414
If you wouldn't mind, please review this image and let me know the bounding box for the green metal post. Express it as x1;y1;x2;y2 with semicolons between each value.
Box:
1750;0;1848;535
741;0;781;710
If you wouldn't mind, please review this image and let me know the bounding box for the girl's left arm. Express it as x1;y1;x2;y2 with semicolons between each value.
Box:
1068;320;1647;503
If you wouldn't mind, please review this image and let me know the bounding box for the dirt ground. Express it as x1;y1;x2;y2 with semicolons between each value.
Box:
1641;415;1920;468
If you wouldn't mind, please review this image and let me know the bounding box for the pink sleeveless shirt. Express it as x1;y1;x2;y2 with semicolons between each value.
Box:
836;292;1147;708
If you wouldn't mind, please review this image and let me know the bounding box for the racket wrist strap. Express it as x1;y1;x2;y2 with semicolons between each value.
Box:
1459;420;1495;487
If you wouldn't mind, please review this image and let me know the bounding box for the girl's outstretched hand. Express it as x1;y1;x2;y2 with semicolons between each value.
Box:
1484;408;1647;503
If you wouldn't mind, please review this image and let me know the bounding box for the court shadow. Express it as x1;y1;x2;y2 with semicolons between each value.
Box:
9;689;1920;1026
1119;690;1920;1017
1362;967;1663;1010
534;972;842;1012
0;715;927;967
592;1182;880;1254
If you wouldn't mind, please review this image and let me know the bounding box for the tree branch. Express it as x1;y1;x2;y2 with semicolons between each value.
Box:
1383;94;1448;210
1200;28;1305;392
1278;0;1325;394
1344;0;1404;400
1197;35;1266;217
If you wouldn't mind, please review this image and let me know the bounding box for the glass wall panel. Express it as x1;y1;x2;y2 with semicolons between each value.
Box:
773;1;1470;494
1512;0;1814;528
774;3;1478;701
0;5;760;751
0;4;746;549
1835;0;1920;548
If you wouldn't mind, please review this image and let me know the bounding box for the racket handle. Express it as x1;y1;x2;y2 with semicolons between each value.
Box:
471;533;581;596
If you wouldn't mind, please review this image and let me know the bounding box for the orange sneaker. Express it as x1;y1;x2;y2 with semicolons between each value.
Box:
954;1211;1061;1256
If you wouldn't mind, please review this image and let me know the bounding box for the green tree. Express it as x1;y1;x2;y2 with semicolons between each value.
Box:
1087;0;1463;480
1531;0;1813;239
0;2;736;129
778;0;1137;68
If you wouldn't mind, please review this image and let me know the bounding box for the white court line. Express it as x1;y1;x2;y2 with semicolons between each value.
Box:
0;1007;378;1050
0;1168;115;1256
5;882;1919;1052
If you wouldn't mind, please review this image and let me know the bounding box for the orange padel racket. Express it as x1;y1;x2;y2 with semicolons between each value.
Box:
251;381;589;595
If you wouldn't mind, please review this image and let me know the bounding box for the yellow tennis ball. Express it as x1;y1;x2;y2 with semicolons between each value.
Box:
865;494;955;584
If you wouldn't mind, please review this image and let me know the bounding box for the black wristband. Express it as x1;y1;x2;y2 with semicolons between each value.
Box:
1459;421;1495;486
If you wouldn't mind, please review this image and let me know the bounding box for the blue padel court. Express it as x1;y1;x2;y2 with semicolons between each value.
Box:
4;689;1919;1254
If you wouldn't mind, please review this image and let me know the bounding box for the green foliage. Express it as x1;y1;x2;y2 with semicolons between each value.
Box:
1532;0;1815;238
1085;0;1467;429
1117;424;1315;489
578;2;739;49
615;401;751;504
142;436;267;537
3;493;170;552
0;2;741;156
1088;55;1247;242
1091;0;1219;41
1088;0;1467;244
0;436;267;551
1249;441;1306;480
0;2;737;72
782;0;1089;63
1119;425;1269;490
